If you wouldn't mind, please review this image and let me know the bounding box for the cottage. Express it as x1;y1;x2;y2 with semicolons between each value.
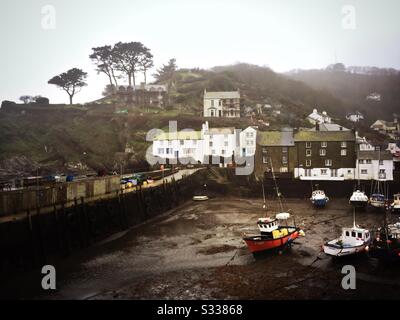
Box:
307;109;332;125
116;83;168;107
356;150;393;181
255;129;296;178
346;111;364;122
203;90;241;118
237;126;257;157
152;130;203;164
294;130;356;180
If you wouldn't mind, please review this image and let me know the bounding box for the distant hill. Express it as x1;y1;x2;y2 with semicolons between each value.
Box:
155;63;353;125
286;64;400;122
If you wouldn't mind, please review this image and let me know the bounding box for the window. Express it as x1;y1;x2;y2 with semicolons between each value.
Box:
321;169;327;175
305;169;311;177
166;148;173;154
379;160;384;165
306;142;312;148
180;140;184;146
341;142;347;148
321;142;327;148
262;156;268;164
211;149;216;155
222;150;226;155
306;160;311;167
361;169;368;174
158;148;164;155
209;141;213;147
351;231;356;237
347;169;352;174
282;147;288;153
224;141;228;147
359;159;364;164
319;149;326;156
160;140;164;146
280;167;288;173
210;110;215;117
262;147;268;153
366;159;372;164
379;169;385;174
341;149;347;156
331;169;338;177
211;100;214;107
282;155;288;164
357;233;362;238
306;149;312;157
346;231;350;237
325;159;332;166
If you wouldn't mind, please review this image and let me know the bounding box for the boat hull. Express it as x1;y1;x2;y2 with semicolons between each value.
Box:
243;229;299;254
369;200;385;208
323;242;368;257
349;200;368;207
312;198;328;208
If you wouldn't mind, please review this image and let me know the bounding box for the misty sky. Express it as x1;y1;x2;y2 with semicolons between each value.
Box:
0;0;399;104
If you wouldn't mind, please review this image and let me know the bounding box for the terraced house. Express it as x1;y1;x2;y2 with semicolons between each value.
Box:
294;130;357;180
255;129;297;178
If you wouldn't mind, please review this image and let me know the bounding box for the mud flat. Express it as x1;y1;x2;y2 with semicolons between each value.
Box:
4;197;400;300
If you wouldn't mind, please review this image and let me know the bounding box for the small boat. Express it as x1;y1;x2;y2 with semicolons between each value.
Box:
310;190;329;208
370;219;400;261
323;226;371;257
243;213;303;254
349;190;369;207
192;195;209;201
243;158;304;255
390;193;400;213
369;193;386;208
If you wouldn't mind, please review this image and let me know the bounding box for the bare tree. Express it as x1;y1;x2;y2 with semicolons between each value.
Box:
19;95;34;104
89;45;120;86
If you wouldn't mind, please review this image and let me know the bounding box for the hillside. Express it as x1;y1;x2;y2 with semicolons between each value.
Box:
1;63;392;178
287;65;400;122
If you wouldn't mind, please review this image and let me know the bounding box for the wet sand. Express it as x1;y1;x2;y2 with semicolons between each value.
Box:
10;197;400;299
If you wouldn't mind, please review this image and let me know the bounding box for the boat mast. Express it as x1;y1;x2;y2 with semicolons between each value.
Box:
261;177;267;212
269;157;284;212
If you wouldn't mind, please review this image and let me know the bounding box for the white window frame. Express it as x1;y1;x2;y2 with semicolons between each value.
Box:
306;149;312;157
341;149;347;156
321;141;327;148
320;149;326;156
325;159;332;167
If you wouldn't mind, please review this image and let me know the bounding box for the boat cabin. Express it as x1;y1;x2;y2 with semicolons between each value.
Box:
393;194;400;203
312;190;326;198
257;217;279;233
342;227;370;243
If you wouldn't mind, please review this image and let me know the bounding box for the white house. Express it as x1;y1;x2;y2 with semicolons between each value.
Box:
202;123;237;165
152;130;204;163
355;150;393;181
152;122;257;167
356;133;375;151
203;90;240;118
346;111;364;122
237;126;257;157
307;109;332;125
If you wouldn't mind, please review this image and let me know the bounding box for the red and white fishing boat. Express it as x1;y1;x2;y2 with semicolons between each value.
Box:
243;213;303;254
243;157;304;255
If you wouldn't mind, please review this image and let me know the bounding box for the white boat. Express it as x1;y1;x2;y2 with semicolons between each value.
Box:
323;226;371;257
310;190;329;208
192;195;209;201
349;190;369;207
391;193;400;213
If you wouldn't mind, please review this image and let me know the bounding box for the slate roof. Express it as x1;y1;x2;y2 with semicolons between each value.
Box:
154;131;202;140
294;130;355;142
358;150;393;160
204;91;240;99
257;130;295;146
